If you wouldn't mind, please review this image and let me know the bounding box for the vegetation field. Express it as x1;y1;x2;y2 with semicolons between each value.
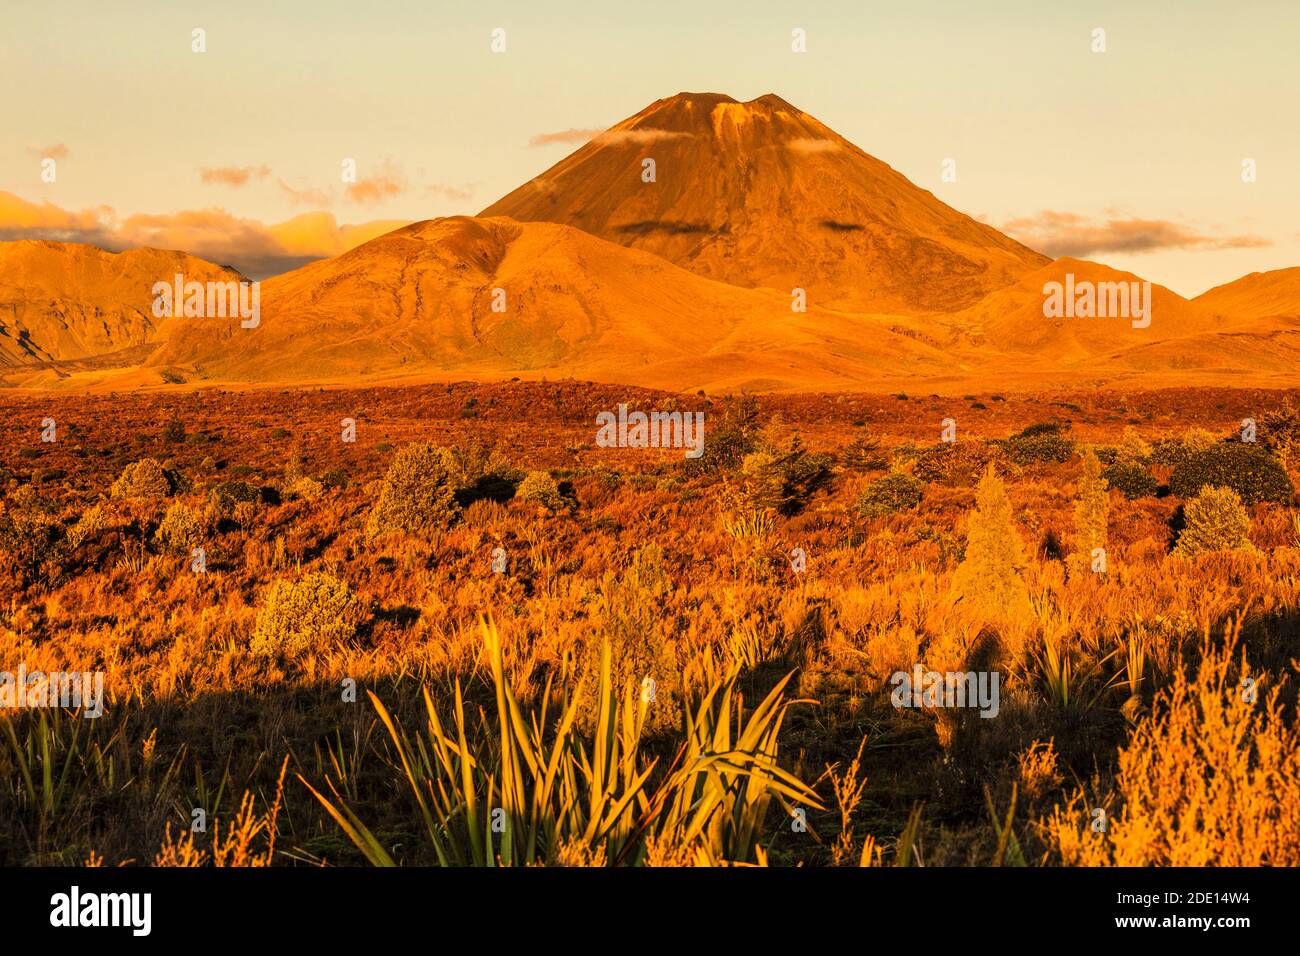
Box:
2;381;1298;866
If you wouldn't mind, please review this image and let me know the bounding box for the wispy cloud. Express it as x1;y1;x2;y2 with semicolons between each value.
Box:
277;178;334;207
425;182;477;201
594;128;690;146
346;175;404;204
1002;210;1271;257
529;128;604;147
29;143;71;160
529;127;690;148
344;158;408;205
200;164;272;187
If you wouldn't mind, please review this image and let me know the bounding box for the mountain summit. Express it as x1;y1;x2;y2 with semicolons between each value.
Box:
481;92;1048;314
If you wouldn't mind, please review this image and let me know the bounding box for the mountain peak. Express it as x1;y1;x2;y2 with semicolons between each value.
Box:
482;92;1047;313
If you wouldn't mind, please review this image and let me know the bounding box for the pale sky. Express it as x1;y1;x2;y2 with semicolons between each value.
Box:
3;0;1298;294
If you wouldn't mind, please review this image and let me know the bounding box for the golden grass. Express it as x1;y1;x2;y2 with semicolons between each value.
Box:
1;382;1298;866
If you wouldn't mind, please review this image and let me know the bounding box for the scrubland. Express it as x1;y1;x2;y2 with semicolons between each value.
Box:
1;381;1298;867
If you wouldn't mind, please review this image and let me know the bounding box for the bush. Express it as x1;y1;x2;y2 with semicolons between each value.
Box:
581;545;682;733
1005;424;1073;465
250;572;362;659
320;468;349;490
1174;486;1255;556
1149;438;1190;468
366;442;459;537
1259;399;1300;465
516;471;567;511
1181;427;1217;453
950;466;1031;616
0;485;62;569
683;394;762;475
232;501;258;527
841;435;889;472
449;442;521;505
1116;426;1152;462
1169;444;1293;505
111;458;171;499
65;504;106;551
1101;461;1158;499
1068;449;1109;577
913;441;1000;484
209;480;259;515
162;418;185;443
283;476;324;501
155;502;205;551
855;472;922;519
738;434;833;515
1045;636;1300;864
1017;422;1067;438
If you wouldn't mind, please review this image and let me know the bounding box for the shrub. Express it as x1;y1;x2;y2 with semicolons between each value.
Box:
320;468;349;490
1259;398;1300;465
110;458;171;499
581;545;682;733
283;476;324;501
739;434;833;515
1101;461;1158;499
950;466;1031;615
162;418;186;443
1116;426;1153;462
0;485;62;569
1005;425;1073;465
1067;448;1109;577
366;442;459;537
1044;633;1299;864
1017;422;1067;438
841;434;889;472
65;504;106;550
913;440;999;484
449;442;521;505
683;394;762;475
1181;426;1217;453
1169;444;1293;505
1174;486;1255;556
250;572;362;659
155;502;205;551
1149;438;1190;468
209;480;260;515
232;501;258;527
855;472;922;519
516;470;567;511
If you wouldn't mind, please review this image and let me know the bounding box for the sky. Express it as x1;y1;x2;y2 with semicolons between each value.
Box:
3;0;1298;294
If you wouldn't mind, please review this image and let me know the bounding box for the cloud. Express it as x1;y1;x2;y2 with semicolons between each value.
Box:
344;160;407;205
1002;210;1271;257
787;138;843;154
0;191;111;237
425;182;477;201
0;189;408;279
278;178;335;207
594;128;690;146
200;165;272;187
29;144;71;160
529;128;604;147
530;127;689;148
346;175;404;204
